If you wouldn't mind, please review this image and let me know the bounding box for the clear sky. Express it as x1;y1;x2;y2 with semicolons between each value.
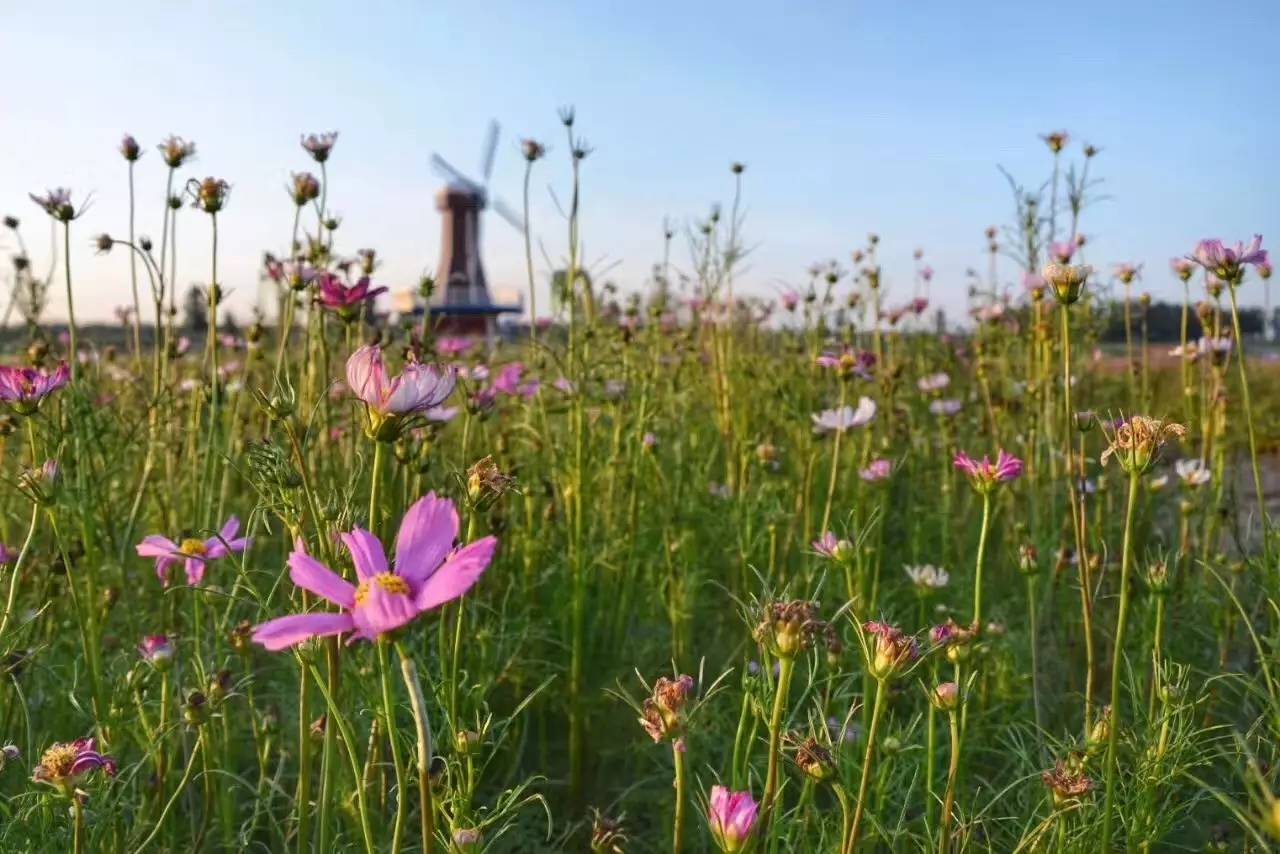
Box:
1;1;1276;324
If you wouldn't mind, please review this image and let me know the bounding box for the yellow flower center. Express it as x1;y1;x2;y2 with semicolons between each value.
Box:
40;743;78;777
354;572;411;606
179;538;207;556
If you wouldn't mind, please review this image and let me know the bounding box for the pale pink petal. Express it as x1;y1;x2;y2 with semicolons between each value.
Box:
341;528;388;581
394;492;459;585
252;612;354;651
412;536;496;612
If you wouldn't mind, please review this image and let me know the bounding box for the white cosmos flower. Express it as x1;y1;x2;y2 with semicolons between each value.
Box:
1175;458;1211;488
812;397;877;435
904;564;949;591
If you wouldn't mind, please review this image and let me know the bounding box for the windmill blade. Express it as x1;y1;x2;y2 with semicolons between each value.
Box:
431;153;479;190
480;120;500;186
491;196;525;231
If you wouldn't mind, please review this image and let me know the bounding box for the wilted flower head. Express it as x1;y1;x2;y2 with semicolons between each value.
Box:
29;188;81;223
862;620;920;681
707;786;758;852
860;458;892;481
638;674;695;743
466;455;515;503
521;138;545;162
1146;559;1170;594
18;459;60;504
1099;415;1186;474
189;177;230;214
930;618;977;662
0;362;70;413
158;135;197;168
790;735;836;782
812;397;876;435
1042;262;1090;304
136;516;250;587
346;345;456;440
904;564;949;593
31;738;116;794
1041;756;1094;807
754;599;829;659
1040;130;1069;153
301;131;339;163
289;172;321;206
1191;235;1268;283
953;449;1023;493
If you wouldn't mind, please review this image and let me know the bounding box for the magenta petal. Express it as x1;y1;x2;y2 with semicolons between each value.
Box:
136;535;178;558
413;536;496;612
184;557;206;586
394;492;459;585
252;612;354;651
351;585;421;639
219;516;241;542
289;548;356;608
341;528;388;580
153;555;178;586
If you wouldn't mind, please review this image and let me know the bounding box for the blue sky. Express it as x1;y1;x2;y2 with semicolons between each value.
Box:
1;1;1276;323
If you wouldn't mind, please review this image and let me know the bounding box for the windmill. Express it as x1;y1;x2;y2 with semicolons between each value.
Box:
425;120;523;338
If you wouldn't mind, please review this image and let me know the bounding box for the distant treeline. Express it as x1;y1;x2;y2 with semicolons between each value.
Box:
1094;300;1276;342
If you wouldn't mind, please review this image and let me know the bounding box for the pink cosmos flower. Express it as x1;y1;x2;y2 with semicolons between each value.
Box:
1170;258;1196;280
860;458;892;481
1049;241;1076;263
251;493;497;650
0;362;70;412
136;516;250;587
1191;235;1268;282
707;786;758;852
138;634;175;669
32;738;117;791
953;449;1023;493
489;363;538;398
917;372;950;393
316;273;387;312
0;543;16;564
919;265;934;283
1112;263;1143;283
1022;272;1045;293
346;345;456;422
910;297;930;314
780;290;800;312
815;347;875;379
812;531;841;558
435;337;473;358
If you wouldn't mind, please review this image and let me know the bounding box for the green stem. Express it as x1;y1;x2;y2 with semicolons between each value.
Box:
1101;469;1142;849
671;741;686;854
761;656;795;833
378;640;407;853
396;642;437;854
846;679;886;853
939;711;960;853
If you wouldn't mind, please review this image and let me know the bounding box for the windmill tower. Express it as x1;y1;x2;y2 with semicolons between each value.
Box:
426;121;523;338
